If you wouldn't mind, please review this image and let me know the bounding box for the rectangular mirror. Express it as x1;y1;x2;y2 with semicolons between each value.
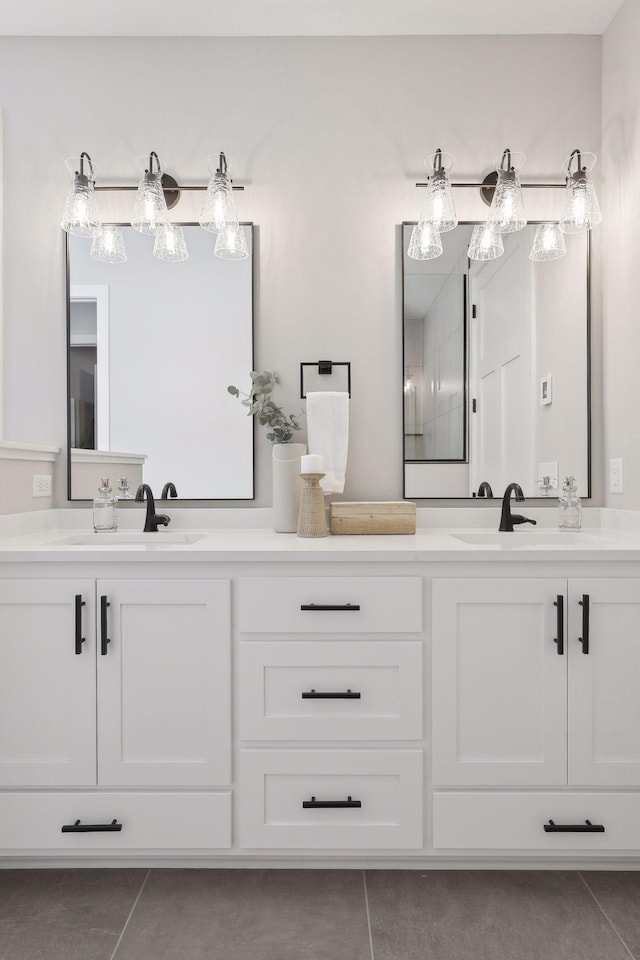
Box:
67;224;254;500
403;222;590;499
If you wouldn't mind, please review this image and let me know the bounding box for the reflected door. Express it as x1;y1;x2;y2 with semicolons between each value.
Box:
469;233;533;496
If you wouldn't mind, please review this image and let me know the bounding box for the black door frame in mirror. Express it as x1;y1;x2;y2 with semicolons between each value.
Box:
65;223;256;502
400;221;592;500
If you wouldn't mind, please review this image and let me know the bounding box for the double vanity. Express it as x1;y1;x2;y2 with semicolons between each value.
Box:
1;508;640;867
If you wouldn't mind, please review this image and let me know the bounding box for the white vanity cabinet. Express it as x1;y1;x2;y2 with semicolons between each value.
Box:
97;579;231;787
432;577;640;790
0;580;96;787
432;578;568;787
0;576;232;853
237;576;425;851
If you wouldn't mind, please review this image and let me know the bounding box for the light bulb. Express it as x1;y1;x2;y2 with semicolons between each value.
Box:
407;220;443;261
91;224;127;263
488;149;527;234
61;154;101;237
559;151;602;234
529;223;566;262
468;224;504;261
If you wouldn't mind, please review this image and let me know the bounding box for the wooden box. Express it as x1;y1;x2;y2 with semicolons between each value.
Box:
329;501;417;536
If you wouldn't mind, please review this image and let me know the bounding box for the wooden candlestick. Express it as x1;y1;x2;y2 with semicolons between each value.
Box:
297;473;329;538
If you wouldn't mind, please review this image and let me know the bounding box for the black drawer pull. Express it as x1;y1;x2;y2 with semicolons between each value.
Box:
300;603;360;612
61;819;122;833
303;795;362;809
75;594;86;655
553;594;564;655
302;689;361;700
544;819;604;833
100;595;110;656
579;594;590;654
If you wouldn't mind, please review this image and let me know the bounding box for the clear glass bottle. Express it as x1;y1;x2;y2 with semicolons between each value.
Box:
93;477;118;532
539;475;554;497
117;476;135;500
558;476;582;530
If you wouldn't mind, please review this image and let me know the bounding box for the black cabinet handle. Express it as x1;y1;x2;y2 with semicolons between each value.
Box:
303;795;362;809
553;595;564;655
302;689;361;700
544;819;604;833
579;594;590;654
100;595;110;656
300;603;360;612
75;594;86;655
61;818;122;833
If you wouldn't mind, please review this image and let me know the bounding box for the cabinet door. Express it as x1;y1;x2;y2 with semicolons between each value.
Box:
432;579;567;786
97;580;230;787
569;579;640;786
0;580;96;786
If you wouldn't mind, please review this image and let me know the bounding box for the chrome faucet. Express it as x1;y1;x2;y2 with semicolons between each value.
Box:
476;481;494;498
499;483;537;532
135;484;170;533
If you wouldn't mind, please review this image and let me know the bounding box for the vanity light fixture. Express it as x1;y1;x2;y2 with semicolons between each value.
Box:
467;223;504;261
61;153;102;238
487;149;527;234
407;219;443;261
90;224;127;263
559;150;602;234
131;151;170;235
153;223;189;262
529;223;566;262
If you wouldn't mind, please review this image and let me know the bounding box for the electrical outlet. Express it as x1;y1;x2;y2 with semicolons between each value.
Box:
610;458;624;494
32;474;52;498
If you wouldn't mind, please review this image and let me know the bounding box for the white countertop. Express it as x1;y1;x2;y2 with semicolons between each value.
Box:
0;507;639;562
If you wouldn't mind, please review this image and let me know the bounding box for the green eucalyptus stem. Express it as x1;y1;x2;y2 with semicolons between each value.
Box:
227;371;304;444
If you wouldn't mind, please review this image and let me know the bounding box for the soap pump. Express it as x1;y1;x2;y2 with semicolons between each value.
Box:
93;477;119;532
558;476;582;530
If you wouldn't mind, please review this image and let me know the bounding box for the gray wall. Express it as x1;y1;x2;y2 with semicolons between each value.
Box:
602;0;640;509
0;35;602;505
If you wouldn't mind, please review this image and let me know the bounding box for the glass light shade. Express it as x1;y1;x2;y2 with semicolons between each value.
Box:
419;151;458;233
468;223;504;261
407;220;443;261
153;223;189;261
61;158;101;237
214;222;249;260
529;223;566;262
200;170;236;233
91;225;127;263
131;171;169;235
487;151;526;233
559;153;602;234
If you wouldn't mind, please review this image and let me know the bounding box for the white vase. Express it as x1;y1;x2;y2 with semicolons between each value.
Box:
272;442;307;533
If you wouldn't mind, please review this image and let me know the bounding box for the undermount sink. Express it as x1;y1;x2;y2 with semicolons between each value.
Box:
47;532;206;547
452;531;612;547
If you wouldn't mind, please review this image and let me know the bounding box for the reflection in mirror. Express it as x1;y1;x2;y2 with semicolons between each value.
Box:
403;223;590;499
67;225;254;500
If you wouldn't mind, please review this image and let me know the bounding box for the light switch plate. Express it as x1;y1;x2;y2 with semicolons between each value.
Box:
610;458;624;494
32;474;52;497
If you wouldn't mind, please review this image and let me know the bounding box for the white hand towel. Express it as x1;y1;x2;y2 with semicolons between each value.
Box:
306;391;350;495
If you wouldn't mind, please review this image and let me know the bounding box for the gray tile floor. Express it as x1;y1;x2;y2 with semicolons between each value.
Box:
1;869;640;960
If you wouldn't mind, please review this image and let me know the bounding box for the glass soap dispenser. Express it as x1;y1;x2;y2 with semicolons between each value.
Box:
558;476;582;530
93;477;118;532
117;476;135;499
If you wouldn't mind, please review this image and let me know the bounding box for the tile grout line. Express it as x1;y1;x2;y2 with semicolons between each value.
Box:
579;872;636;960
109;868;151;960
362;870;375;960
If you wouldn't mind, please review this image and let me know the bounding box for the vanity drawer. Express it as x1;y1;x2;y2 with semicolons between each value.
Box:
0;792;231;851
433;792;640;851
237;577;423;634
239;641;423;740
239;749;423;849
